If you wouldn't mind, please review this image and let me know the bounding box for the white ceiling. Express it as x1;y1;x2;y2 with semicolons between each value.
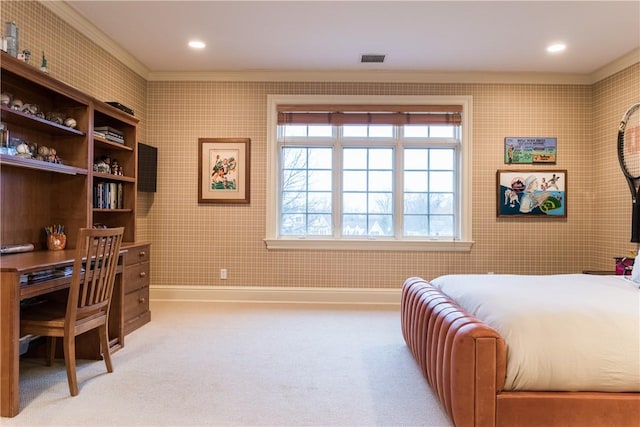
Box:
59;1;640;81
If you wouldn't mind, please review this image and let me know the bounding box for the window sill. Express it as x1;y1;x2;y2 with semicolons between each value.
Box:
264;238;474;252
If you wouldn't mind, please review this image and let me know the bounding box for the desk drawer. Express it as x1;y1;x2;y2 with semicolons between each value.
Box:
124;244;150;266
122;242;151;335
124;286;149;321
124;262;149;293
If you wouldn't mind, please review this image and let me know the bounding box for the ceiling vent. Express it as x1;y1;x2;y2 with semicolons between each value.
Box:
361;54;386;63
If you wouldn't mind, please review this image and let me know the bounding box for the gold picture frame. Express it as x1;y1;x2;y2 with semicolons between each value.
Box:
198;138;250;204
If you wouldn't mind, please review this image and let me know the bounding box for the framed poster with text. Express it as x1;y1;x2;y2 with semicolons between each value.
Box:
505;137;557;164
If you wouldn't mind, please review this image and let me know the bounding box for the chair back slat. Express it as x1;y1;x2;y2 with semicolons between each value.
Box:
66;228;124;324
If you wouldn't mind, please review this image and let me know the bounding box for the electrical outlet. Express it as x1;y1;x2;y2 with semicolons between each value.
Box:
220;268;227;280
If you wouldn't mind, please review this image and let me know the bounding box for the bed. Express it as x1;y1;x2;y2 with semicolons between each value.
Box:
400;273;640;427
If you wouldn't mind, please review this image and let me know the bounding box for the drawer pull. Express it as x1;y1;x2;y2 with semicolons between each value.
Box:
139;297;146;303
138;251;146;257
139;271;146;277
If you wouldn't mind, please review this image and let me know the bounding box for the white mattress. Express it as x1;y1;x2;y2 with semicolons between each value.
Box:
430;274;640;392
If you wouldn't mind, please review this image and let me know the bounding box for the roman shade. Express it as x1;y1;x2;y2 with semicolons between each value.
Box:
277;104;462;126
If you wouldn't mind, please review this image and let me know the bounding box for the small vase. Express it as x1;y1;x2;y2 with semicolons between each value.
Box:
47;233;66;250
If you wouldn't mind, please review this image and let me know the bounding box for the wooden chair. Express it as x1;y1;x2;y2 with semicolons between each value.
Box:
20;227;124;396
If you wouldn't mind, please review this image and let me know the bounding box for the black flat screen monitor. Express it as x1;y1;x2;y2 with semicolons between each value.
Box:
137;142;157;192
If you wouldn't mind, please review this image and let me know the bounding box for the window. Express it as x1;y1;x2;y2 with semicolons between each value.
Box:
266;95;473;251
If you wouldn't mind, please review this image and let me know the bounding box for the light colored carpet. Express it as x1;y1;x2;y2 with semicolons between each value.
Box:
3;301;453;427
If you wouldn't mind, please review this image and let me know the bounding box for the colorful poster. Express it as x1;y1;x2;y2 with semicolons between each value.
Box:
497;170;566;217
505;137;557;164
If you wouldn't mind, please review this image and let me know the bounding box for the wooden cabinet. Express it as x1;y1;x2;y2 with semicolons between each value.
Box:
123;242;151;334
91;101;139;242
1;53;90;248
1;51;140;247
1;51;149;337
0;52;151;419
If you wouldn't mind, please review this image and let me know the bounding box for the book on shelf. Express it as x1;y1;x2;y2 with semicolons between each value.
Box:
106;135;125;144
94;126;124;137
118;183;123;209
94;182;103;208
93;181;124;209
94;126;125;144
109;182;117;209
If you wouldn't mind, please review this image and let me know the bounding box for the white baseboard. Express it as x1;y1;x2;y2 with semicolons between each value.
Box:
149;286;401;305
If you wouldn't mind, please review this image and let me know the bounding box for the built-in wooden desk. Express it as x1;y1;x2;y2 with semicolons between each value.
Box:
0;249;126;418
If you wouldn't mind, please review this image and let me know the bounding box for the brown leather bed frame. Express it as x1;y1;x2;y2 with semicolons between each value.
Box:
400;277;640;427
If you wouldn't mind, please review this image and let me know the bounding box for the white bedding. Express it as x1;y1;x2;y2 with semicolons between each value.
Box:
430;274;640;392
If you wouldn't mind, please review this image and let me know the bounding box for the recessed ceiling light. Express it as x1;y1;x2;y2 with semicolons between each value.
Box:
188;40;206;49
546;43;566;53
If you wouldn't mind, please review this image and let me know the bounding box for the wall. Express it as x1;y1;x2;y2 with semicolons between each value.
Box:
3;1;638;291
146;81;599;288
591;64;640;266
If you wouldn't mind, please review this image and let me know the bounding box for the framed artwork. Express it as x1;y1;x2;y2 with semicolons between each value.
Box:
504;137;557;164
198;138;250;204
497;169;566;217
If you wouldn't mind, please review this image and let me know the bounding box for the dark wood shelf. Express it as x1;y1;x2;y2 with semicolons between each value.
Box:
0;154;87;175
93;208;134;213
93;135;133;151
1;106;85;137
92;172;135;182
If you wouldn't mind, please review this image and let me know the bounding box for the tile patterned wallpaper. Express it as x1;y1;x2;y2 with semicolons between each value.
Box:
592;65;640;265
3;1;639;289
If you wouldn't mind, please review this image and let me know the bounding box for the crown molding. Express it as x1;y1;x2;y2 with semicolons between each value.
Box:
589;48;640;84
40;0;150;79
146;69;594;85
46;1;637;85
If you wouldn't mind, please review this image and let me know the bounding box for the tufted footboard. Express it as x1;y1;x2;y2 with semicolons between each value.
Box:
401;277;640;427
401;277;507;427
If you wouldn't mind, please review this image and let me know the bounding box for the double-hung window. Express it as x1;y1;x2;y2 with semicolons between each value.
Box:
266;95;473;251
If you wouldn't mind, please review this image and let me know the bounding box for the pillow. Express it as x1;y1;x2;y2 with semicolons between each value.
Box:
631;256;640;284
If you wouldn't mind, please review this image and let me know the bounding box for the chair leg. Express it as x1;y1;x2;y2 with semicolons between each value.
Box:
63;334;79;396
47;337;56;366
99;325;113;373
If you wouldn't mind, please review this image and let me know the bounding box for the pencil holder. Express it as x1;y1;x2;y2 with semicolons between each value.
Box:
47;233;66;250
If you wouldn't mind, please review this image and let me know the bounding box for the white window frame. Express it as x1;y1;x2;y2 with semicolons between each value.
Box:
265;95;474;251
